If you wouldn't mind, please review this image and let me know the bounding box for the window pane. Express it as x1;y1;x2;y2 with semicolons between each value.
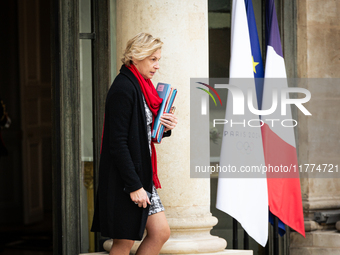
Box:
79;0;91;33
79;0;93;252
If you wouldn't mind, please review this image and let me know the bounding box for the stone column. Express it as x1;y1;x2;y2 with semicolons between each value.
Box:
291;0;340;254
103;1;251;254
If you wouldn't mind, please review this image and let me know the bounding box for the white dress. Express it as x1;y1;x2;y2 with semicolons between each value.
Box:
142;95;165;216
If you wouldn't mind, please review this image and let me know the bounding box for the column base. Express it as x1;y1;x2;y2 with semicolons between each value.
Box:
290;230;340;255
155;234;227;254
104;215;228;254
103;239;252;255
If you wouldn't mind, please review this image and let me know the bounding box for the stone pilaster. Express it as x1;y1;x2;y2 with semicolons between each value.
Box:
293;0;340;254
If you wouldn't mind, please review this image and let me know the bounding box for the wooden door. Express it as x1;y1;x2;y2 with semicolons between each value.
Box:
18;0;52;224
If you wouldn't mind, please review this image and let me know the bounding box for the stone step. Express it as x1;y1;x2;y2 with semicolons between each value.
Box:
290;230;340;255
158;250;253;255
80;253;107;255
291;230;340;248
80;250;253;255
215;251;253;255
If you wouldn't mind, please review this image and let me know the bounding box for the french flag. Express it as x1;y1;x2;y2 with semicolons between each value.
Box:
262;0;305;237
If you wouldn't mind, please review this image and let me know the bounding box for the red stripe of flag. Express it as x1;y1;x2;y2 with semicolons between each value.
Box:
262;123;305;236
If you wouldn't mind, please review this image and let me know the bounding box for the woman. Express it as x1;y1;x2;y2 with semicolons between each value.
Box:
91;33;178;255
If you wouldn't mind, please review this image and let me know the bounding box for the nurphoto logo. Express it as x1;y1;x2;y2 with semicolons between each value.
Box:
196;80;312;128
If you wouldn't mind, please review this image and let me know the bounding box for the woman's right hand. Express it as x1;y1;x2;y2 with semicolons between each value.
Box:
130;188;151;208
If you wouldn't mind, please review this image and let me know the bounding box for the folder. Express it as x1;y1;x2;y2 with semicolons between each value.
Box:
152;83;177;143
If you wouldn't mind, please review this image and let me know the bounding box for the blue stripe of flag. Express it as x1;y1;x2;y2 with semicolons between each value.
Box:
244;0;264;109
265;0;283;57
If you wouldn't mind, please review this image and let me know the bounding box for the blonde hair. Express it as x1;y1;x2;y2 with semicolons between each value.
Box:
121;32;163;66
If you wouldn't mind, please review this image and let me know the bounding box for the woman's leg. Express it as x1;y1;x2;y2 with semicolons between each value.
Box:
109;239;134;255
136;211;170;255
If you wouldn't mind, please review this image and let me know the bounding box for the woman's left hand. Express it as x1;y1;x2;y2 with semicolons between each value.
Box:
160;113;178;132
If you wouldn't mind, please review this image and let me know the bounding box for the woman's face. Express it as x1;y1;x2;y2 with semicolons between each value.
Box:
133;49;161;80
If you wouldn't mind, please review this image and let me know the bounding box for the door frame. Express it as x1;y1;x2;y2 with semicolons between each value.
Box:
51;0;110;254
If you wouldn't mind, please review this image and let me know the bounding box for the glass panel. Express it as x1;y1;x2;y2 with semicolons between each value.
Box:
79;0;93;252
79;0;91;33
79;38;93;253
208;0;234;249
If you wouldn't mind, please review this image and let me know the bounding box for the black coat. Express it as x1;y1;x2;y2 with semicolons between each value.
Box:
91;65;170;240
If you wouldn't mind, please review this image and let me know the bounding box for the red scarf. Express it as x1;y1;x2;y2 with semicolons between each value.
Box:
127;64;163;188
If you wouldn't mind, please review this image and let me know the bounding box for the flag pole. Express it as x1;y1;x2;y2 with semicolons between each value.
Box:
243;230;249;249
233;218;238;249
273;216;279;255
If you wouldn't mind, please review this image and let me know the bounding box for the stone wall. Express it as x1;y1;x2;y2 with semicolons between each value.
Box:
292;0;340;253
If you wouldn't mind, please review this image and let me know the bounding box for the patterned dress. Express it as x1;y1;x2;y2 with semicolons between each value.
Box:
142;95;165;216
